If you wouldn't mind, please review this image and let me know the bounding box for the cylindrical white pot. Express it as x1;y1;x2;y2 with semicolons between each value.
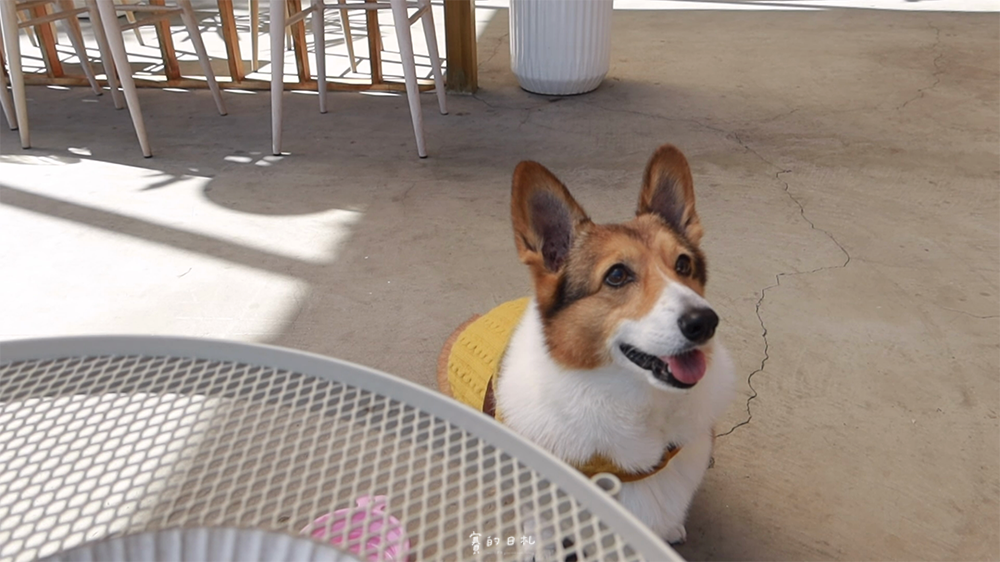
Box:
509;0;614;96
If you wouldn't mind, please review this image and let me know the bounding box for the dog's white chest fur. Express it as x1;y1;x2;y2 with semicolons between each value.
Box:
495;300;735;541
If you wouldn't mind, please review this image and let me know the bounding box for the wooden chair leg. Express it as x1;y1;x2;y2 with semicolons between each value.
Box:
337;0;356;73
176;0;227;115
389;0;425;157
288;0;309;82
58;0;102;95
85;0;124;108
365;0;381;83
311;0;326;114
95;0;151;156
270;0;285;155
217;0;244;82
29;4;64;78
418;0;446;115
120;0;147;45
250;0;259;71
16;8;40;47
1;0;30;146
0;35;18;130
284;0;293;50
149;0;180;80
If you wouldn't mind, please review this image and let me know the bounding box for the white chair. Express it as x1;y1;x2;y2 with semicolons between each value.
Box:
0;0;123;148
270;0;447;158
1;0;224;157
118;0;149;47
94;0;227;157
249;0;357;73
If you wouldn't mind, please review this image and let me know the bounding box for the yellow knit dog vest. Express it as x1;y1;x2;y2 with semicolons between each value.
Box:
446;298;530;415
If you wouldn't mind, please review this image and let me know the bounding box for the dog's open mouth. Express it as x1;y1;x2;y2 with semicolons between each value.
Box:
620;344;707;389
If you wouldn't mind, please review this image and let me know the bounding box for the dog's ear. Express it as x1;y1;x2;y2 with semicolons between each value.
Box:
511;161;590;272
637;144;703;244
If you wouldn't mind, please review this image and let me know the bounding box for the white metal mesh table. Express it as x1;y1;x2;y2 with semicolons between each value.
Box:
0;337;682;562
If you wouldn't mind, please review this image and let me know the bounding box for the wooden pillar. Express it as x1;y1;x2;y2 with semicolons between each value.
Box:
365;0;382;83
443;0;476;93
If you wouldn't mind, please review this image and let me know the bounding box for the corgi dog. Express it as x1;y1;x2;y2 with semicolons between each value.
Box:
437;144;734;544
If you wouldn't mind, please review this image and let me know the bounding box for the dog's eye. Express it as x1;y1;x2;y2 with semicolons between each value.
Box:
675;254;692;277
604;264;632;288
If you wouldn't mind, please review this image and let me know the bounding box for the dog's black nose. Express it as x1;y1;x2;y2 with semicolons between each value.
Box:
678;308;719;343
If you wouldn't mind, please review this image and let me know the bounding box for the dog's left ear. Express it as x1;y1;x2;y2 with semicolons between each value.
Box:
637;144;703;244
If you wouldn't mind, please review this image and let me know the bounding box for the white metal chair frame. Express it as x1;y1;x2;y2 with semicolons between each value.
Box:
270;0;447;158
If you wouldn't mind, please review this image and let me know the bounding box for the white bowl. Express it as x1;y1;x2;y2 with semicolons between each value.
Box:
38;527;363;562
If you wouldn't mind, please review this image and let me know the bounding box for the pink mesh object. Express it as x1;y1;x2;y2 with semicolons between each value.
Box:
302;496;411;561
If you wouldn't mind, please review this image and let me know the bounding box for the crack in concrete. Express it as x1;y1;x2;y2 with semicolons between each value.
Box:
717;142;852;439
470;93;532;112
935;305;1000;320
469;94;502;110
469;94;537;128
897;22;944;111
518;108;534;128
394;182;417;206
481;32;509;68
759;107;800;124
469;91;546;113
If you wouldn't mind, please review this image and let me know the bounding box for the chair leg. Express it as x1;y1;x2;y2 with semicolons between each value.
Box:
121;0;146;46
250;0;259;71
95;0;151;157
58;0;102;96
17;9;40;48
1;0;30;147
418;0;446;115
337;0;356;73
390;0;425;157
311;0;326;114
177;0;226;116
284;0;293;51
85;0;124;109
0;37;17;130
270;0;285;155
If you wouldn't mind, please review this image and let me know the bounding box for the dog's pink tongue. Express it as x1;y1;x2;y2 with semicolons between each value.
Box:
664;350;707;385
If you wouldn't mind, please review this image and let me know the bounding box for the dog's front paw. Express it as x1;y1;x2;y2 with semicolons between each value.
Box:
664;524;687;546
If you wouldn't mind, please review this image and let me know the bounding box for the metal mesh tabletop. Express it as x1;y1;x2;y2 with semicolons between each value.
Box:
0;337;681;562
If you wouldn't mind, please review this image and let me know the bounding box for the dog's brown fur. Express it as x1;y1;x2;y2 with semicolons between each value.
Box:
438;144;709;381
506;145;709;371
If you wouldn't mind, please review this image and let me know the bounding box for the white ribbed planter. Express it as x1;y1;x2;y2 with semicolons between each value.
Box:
509;0;614;96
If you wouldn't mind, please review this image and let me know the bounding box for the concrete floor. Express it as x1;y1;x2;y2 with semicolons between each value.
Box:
1;2;998;560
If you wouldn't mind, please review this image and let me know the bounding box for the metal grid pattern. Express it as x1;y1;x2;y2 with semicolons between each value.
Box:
0;340;676;562
39;528;359;562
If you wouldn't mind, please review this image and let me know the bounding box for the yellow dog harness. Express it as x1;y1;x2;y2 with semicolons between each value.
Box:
446;298;680;483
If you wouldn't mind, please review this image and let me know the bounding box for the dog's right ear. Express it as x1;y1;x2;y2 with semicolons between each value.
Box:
511;161;590;273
